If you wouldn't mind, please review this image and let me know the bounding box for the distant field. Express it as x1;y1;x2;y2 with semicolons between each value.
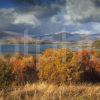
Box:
0;83;100;100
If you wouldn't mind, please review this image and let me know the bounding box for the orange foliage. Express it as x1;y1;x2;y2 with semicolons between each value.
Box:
38;49;100;83
76;50;100;82
10;55;38;84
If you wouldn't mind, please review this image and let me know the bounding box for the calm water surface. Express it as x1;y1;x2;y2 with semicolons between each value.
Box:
0;44;93;55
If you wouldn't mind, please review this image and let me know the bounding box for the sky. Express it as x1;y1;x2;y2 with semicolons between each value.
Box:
0;0;100;36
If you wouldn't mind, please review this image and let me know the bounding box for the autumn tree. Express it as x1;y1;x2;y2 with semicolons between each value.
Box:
10;55;38;84
0;57;14;88
76;50;100;82
38;48;84;84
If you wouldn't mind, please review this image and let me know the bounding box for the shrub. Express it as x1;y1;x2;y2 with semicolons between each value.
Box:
38;49;100;84
0;57;14;88
77;50;100;82
10;55;38;84
0;48;99;88
38;48;84;84
22;56;38;83
93;50;100;58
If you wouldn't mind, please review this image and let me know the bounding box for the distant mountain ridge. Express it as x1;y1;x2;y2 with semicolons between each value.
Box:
0;31;43;44
0;31;100;43
0;31;22;39
33;32;100;42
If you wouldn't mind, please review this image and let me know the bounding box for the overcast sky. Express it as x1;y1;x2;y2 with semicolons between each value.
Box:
0;0;100;36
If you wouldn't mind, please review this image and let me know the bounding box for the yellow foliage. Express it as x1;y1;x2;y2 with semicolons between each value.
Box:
38;48;82;83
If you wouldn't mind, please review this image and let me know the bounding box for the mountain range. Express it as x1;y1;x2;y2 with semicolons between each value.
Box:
0;31;22;39
0;31;100;43
32;32;100;42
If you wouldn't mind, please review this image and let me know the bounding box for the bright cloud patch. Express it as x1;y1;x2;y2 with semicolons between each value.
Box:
65;0;100;21
13;14;40;27
0;8;40;30
91;22;100;33
73;30;92;35
51;13;74;26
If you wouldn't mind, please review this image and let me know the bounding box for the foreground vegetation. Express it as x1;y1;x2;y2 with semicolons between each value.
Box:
0;48;99;99
0;49;100;87
0;83;100;100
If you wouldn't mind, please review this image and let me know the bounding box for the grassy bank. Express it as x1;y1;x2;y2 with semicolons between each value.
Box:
0;83;100;100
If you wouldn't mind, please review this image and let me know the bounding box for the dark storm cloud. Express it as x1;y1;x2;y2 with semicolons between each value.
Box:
12;0;66;6
12;0;100;22
93;0;100;7
0;0;100;35
15;5;61;19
